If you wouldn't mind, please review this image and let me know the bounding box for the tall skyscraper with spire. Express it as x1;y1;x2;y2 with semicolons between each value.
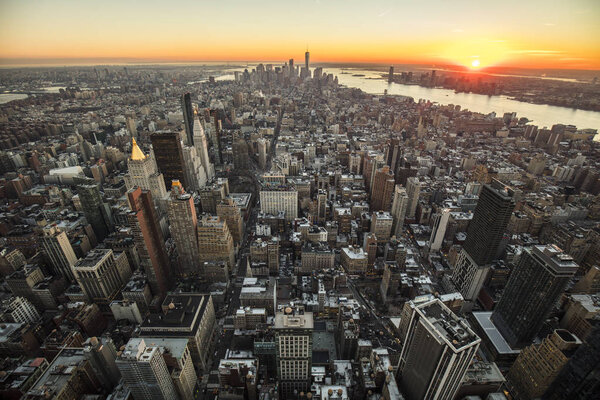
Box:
305;50;310;70
124;138;168;204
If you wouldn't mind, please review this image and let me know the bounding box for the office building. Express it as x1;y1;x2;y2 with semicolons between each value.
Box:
167;181;200;277
181;143;207;191
371;166;395;211
216;197;244;245
491;245;578;348
304;50;310;70
193;115;214;180
83;336;121;391
197;214;235;268
258;138;268;170
140;294;216;371
391;185;408;237
260;186;298;221
25;348;102;400
1;296;40;324
371;211;393;243
429;208;450;251
150;132;187;189
199;177;229;213
123;138;168;204
181;93;194;146
452;249;488;301
73;248;130;307
116;339;179;400
341;246;368;274
232;137;249;170
507;329;580;399
452;180;517;302
127;188;172;296
463;180;516;266
398;299;480;400
40;225;78;282
543;325;600;400
274;306;313;397
77;183;111;241
405;177;420;219
240;277;277;315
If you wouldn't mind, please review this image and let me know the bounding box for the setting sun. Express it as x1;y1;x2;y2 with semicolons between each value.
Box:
471;59;480;68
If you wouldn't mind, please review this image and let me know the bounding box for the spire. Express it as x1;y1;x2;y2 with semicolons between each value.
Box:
130;138;147;161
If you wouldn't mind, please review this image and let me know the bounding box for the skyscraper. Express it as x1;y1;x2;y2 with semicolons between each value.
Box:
452;180;516;302
73;248;130;307
507;329;580;399
181;92;194;146
216;197;244;245
391;185;408;237
124;138;168;205
150;132;187;189
543;325;600;400
257;137;267;170
193;115;214;180
117;339;179;400
167;181;200;277
197;214;235;268
398;299;480;400
463;179;516;266
40;225;78;282
429;208;450;251
77;183;111;241
181;144;207;191
304;50;310;70
127;187;172;296
275;306;313;397
405;177;420;219
232;137;249;170
491;245;578;347
371;165;395;211
83;336;121;391
388;66;394;83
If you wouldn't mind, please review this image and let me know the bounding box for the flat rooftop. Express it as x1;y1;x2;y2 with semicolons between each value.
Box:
417;299;480;351
472;311;520;356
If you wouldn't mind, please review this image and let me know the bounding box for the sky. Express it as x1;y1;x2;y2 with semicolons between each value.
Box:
1;0;599;70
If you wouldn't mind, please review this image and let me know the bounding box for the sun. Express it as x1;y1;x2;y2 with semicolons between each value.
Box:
471;59;480;68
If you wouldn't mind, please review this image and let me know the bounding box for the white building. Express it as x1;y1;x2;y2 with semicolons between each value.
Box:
260;188;298;221
1;296;40;324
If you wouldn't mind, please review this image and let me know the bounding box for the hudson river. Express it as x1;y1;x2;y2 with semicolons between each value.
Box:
323;68;600;139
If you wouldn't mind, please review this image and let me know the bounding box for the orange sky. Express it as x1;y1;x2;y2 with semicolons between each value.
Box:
1;0;599;70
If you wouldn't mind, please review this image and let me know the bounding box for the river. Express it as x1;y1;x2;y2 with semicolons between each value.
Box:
322;68;600;139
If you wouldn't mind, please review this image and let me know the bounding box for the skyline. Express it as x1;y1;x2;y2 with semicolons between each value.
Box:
1;0;599;70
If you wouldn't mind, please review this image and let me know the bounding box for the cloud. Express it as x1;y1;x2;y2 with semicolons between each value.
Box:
378;8;393;17
451;28;464;33
544;23;555;26
510;50;564;56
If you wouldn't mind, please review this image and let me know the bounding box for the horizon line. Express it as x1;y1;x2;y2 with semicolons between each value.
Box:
1;57;599;72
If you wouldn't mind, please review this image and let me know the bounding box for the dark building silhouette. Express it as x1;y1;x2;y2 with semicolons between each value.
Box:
181;92;194;146
150;132;187;189
77;183;111;241
543;325;600;400
463;179;516;265
127;188;172;296
491;245;578;348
